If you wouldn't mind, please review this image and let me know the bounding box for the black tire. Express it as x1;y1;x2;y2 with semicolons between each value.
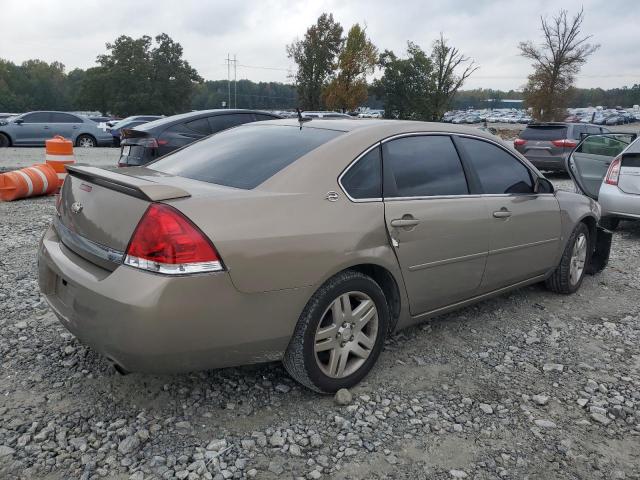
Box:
283;270;389;393
599;217;620;231
76;134;96;148
545;223;590;294
0;133;10;148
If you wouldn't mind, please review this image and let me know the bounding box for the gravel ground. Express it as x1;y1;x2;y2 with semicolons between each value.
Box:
0;147;118;172
1;150;639;479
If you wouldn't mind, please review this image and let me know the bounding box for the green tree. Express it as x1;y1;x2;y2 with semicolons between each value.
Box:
519;8;599;121
373;42;435;120
323;24;377;112
287;13;343;110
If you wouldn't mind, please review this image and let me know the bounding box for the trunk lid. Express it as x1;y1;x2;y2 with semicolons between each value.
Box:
56;165;192;269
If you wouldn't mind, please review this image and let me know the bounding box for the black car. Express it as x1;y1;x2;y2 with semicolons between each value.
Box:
118;110;281;166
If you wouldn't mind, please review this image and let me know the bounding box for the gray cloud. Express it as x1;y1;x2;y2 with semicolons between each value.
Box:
0;0;637;90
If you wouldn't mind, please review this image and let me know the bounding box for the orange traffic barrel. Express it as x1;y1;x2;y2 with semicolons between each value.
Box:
0;164;59;201
45;135;75;188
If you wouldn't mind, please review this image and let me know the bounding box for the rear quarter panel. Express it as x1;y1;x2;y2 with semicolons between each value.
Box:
554;190;601;256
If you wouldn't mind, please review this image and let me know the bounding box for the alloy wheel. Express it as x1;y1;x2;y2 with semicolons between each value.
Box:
569;233;587;285
314;291;379;379
78;137;95;148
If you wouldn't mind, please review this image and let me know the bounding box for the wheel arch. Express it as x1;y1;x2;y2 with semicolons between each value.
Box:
0;130;13;146
76;133;97;146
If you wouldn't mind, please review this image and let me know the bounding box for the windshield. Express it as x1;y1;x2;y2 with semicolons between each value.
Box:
150;124;343;189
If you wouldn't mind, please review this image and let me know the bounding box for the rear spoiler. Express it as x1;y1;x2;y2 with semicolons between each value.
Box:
66;165;191;202
121;128;149;139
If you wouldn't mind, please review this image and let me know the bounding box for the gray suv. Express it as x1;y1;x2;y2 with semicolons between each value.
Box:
514;122;609;172
0;111;114;148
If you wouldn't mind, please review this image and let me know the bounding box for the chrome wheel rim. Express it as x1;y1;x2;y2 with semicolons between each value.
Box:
314;291;379;379
78;137;94;147
569;233;587;285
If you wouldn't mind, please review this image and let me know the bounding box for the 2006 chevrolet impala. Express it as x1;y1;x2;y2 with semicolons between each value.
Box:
38;119;612;392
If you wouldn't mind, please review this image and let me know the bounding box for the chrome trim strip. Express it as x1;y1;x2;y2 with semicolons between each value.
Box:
488;237;559;256
408;251;487;272
53;216;124;264
337;143;383;203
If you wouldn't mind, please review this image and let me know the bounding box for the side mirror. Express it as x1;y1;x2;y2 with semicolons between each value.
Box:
534;177;554;194
14;118;24;125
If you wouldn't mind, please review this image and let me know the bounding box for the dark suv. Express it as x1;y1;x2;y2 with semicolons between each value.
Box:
118;109;281;166
514;122;609;172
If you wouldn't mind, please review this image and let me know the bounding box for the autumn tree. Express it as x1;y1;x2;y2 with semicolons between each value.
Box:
430;34;478;120
519;8;599;121
287;13;343;110
323;24;377;112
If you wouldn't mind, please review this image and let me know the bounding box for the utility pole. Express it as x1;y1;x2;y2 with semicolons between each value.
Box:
233;54;237;109
226;53;231;109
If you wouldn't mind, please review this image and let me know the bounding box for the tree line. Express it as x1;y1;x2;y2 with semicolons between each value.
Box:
0;10;632;120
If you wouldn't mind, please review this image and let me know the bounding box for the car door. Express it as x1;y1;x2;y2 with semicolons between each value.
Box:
14;112;51;145
567;134;634;199
382;135;490;315
454;136;561;291
49;112;82;140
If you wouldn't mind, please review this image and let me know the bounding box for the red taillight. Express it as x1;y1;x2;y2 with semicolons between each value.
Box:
124;203;223;274
604;157;622;186
514;138;527;147
551;139;578;148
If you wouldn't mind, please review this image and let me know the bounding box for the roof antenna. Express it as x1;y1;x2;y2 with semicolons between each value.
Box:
296;107;311;130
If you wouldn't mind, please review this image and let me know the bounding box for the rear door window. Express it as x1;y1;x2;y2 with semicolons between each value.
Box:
341;147;382;199
382;135;469;197
150;124;342;189
520;126;568;141
185;118;211;135
208;113;255;133
50;113;82;123
457;137;534;194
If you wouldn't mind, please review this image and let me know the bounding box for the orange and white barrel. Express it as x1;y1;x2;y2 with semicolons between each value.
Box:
45;135;75;189
0;164;59;202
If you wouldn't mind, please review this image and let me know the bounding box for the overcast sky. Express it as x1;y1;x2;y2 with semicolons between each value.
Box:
1;0;638;91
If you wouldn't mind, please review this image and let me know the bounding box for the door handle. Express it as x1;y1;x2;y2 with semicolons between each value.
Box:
43;126;50;130
493;209;512;219
390;218;420;228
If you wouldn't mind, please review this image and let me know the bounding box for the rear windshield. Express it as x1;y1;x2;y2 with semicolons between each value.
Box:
520;126;567;141
150;124;343;189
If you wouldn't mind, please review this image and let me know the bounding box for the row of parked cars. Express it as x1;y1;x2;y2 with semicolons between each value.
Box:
565;108;640;126
443;109;534;125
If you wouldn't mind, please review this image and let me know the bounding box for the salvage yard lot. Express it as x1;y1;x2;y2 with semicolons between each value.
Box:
0;148;639;479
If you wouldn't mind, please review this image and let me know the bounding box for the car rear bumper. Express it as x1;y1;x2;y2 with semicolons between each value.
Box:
524;155;567;171
38;224;311;373
599;184;640;219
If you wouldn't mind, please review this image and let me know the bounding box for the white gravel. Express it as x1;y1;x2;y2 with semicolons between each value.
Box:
1;145;639;479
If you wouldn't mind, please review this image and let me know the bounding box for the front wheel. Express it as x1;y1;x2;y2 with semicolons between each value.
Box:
545;223;590;294
0;133;10;148
283;270;389;393
76;134;96;148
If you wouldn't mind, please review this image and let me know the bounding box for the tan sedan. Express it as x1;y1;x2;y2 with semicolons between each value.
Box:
38;119;611;392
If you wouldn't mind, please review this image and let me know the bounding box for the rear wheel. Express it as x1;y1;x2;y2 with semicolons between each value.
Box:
0;133;9;147
283;270;389;393
545;223;590;294
76;134;96;148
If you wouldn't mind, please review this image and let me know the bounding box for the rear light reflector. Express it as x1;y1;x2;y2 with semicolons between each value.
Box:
604;157;622;186
124;203;223;275
514;138;527;147
551;139;578;148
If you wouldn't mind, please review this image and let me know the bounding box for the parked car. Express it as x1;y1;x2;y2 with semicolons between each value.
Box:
567;133;640;230
303;111;353;119
0;112;19;120
118;109;281;166
0;111;113;147
39;119;611;392
513;122;610;172
108;116;163;147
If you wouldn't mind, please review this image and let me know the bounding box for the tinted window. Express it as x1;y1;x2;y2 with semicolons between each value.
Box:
520;126;567;141
383;136;468;197
22;112;50;123
341;147;382;199
50;113;82;123
571;125;587;139
150;124;342;189
255;114;278;121
185;118;211;135
209;114;255;133
458;137;534;194
575;135;629;157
